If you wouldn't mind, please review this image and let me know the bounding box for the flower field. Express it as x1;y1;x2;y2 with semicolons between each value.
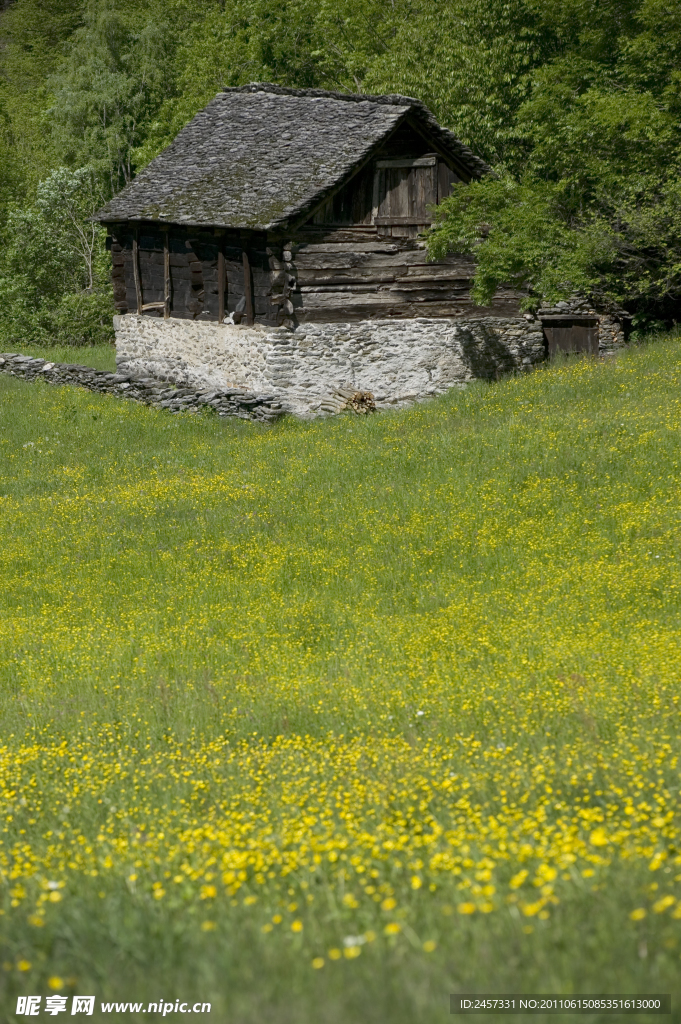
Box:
1;339;681;1020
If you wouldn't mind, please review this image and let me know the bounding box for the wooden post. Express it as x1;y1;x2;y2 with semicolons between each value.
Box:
163;229;171;319
132;229;143;313
218;249;225;324
242;249;254;325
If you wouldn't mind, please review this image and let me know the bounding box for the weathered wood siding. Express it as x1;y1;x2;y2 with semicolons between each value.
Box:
276;117;521;321
107;226;280;325
287;227;522;322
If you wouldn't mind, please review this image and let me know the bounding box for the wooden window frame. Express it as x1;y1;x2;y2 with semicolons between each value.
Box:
372;156;438;227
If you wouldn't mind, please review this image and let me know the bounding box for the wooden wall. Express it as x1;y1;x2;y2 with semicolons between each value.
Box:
283;118;523;322
107;226;280;325
109;221;523;326
287;226;523;322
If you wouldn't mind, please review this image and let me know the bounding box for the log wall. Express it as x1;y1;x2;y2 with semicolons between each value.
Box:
108;163;524;326
107;226;282;326
287;227;523;322
106;115;513;326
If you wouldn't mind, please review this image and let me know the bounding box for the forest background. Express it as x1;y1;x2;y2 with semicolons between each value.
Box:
0;0;679;349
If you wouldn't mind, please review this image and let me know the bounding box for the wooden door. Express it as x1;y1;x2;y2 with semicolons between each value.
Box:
374;156;438;237
542;317;599;356
437;161;459;202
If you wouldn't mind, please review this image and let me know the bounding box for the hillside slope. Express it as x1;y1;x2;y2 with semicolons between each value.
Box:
1;341;680;1018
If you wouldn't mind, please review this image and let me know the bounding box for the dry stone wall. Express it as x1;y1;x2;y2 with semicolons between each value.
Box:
114;313;547;417
0;353;283;422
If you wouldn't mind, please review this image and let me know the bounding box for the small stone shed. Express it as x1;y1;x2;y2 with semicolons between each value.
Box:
96;83;626;417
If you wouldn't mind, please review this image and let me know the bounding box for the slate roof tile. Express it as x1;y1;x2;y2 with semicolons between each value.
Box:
96;83;489;231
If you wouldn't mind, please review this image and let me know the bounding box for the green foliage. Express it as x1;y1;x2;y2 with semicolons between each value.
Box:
364;0;558;163
429;175;615;309
3;0;681;337
0;0;84;192
0;0;208;201
135;0;557;167
48;4;177;192
0;99;24;234
0;167;113;348
427;0;681;320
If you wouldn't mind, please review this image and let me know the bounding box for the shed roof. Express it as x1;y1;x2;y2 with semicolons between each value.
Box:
96;83;489;232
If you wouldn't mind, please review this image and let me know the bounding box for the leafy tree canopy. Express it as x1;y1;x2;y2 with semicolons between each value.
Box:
427;0;681;323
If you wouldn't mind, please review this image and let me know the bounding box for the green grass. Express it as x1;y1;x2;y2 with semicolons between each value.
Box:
1;338;681;1022
0;342;116;370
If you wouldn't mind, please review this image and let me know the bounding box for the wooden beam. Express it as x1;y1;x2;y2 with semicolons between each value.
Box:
132;230;143;313
164;229;171;319
218;249;225;324
375;156;437;168
141;302;166;311
372;167;381;224
374;217;433;226
242;249;254;325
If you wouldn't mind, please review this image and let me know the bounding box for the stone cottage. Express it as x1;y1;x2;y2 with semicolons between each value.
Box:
96;83;625;417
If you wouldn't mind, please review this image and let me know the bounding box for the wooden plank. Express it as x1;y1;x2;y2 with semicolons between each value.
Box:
390;280;470;292
295;242;403;255
298;289;519;310
315;298;519;318
163;230;171;319
295;303;509;322
217;250;225;323
376;156;437;168
438;160;458;202
301;292;405;309
294;252;427;270
403;264;475;277
295;275;469;291
132;231;143;313
375;217;433;226
294;228;383;245
297;269;398;285
242;250;254;325
295;252;475;272
141;302;166;311
300;285;385;294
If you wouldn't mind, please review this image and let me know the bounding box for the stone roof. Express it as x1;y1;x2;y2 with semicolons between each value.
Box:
96;83;489;231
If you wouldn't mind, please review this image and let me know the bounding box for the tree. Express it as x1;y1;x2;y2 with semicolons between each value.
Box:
48;2;177;193
427;0;681;324
364;0;559;164
0;167;113;346
428;175;616;309
0;0;83;196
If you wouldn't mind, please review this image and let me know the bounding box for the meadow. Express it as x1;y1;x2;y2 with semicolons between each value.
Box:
1;337;681;1022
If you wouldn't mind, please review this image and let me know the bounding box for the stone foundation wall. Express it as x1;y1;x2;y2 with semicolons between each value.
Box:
597;314;629;357
115;313;547;417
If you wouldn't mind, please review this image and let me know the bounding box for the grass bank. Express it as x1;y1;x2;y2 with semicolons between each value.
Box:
1;339;681;1021
0;343;116;371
